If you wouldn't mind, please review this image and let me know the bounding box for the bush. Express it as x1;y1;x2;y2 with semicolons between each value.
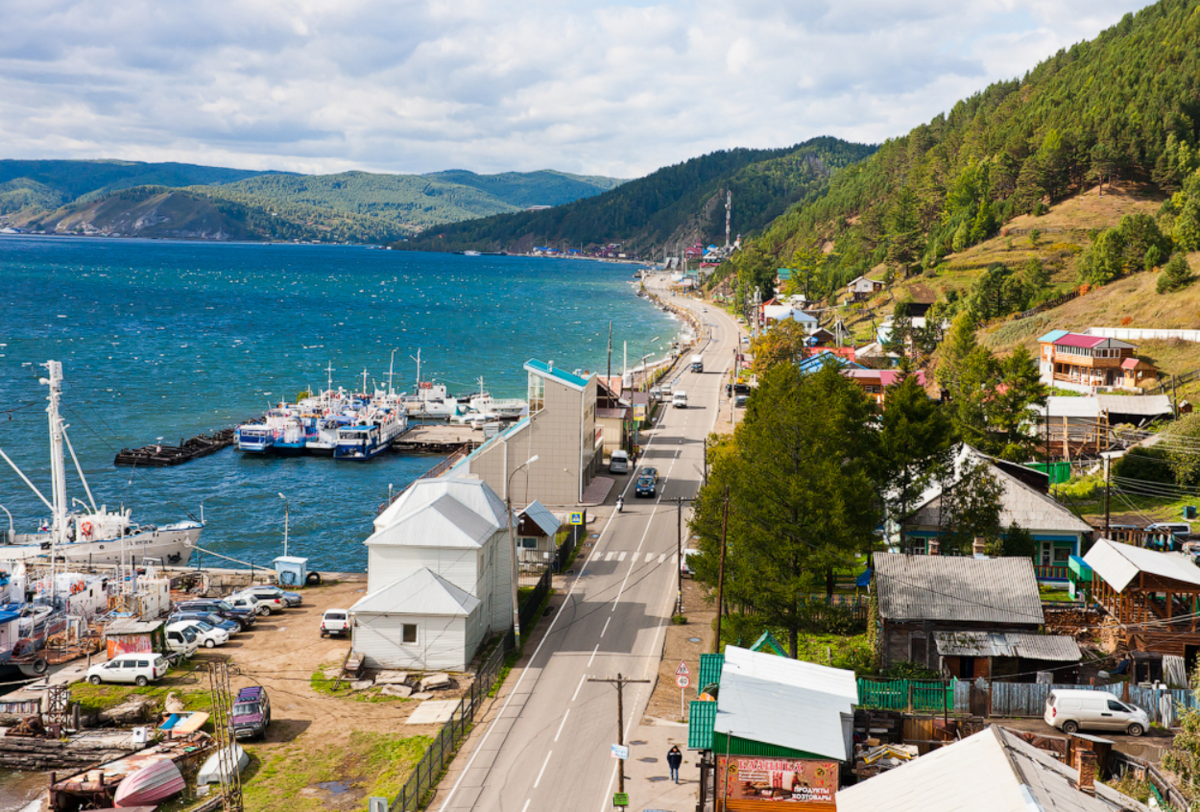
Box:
1157;252;1195;294
1112;446;1173;484
881;661;942;680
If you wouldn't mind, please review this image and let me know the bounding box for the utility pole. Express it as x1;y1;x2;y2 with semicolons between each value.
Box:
1104;454;1111;538
714;486;729;653
588;673;650;797
208;662;244;812
676;496;684;616
607;321;613;392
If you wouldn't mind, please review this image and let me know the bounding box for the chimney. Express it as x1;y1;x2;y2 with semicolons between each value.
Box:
1073;748;1097;796
973;537;987;558
928;538;940;556
548;360;554;371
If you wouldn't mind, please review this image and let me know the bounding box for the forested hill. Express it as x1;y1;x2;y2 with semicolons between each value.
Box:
398;137;878;255
0;160;625;242
725;0;1200;301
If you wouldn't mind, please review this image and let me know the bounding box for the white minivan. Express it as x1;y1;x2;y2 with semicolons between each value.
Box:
673;391;688;409
86;653;170;686
1044;689;1149;736
608;450;630;474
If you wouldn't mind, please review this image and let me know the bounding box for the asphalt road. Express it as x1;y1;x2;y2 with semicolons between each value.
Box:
436;276;742;812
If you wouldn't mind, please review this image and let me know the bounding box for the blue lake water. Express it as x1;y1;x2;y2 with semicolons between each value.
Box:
0;236;677;573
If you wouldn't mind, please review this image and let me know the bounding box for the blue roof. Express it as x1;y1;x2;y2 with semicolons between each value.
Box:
796;350;863;375
0;608;19;625
1037;329;1070;343
524;359;591;391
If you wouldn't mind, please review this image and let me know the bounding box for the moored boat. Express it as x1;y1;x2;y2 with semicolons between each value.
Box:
197;743;249;786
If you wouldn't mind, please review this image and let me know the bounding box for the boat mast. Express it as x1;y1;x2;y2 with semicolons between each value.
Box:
360;368;368;397
388;349;397;398
325;362;334;408
43;361;67;605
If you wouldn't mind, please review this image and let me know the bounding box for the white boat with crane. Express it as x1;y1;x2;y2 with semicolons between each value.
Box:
0;361;201;567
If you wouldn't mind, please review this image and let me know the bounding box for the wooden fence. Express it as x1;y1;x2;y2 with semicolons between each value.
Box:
1146;366;1200;397
387;630;515;812
952;680;1198;725
857;678;953;713
1014;289;1082;321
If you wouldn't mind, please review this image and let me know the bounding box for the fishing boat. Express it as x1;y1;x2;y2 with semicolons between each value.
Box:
0;362;200;567
197;743;249;786
112;757;185;806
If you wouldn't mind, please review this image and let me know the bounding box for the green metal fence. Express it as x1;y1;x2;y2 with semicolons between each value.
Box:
857;678;955;713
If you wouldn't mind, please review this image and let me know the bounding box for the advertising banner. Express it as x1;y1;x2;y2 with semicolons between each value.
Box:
715;756;837;810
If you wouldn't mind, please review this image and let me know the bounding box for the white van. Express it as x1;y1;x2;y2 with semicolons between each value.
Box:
1044;689;1149;736
608;450;630;474
165;624;201;658
86;653;170;686
673;391;688;409
1146;522;1191;538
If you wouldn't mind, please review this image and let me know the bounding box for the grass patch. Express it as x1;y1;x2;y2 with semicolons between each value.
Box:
715;615;874;674
71;661;211;715
242;730;430;812
1039;584;1075;603
310;663;350;696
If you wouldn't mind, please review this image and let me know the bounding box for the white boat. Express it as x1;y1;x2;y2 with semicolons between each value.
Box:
197;743;249;786
0;361;200;567
400;350;466;419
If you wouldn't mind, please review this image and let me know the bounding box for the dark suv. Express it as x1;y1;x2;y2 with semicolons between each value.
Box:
174;599;257;631
635;475;657;498
232;686;271;740
169;611;242;636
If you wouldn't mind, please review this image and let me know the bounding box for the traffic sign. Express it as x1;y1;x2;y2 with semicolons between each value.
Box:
611;743;629;760
676;674;690;689
675;660;690;677
569;511;584;525
613;793;629;808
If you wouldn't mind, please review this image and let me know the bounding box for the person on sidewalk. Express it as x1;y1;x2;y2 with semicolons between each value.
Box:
667;745;683;783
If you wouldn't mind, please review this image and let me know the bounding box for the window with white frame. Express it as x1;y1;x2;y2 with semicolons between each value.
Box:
402;624;417;644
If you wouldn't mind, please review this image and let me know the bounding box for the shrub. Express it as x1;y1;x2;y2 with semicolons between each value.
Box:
1157;252;1195;294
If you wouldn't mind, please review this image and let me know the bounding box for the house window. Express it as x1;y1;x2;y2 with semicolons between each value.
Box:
910;634;928;666
1053;546;1071;565
521;537;538;549
528;374;545;413
402;624;417;644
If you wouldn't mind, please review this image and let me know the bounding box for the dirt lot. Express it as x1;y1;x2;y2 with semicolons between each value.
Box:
644;577;717;722
996;716;1174;764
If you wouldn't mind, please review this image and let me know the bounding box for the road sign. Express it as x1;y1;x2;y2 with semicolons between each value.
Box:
676;674;690;689
569;511;584;525
613;793;629;808
611;743;629;760
675;660;690;677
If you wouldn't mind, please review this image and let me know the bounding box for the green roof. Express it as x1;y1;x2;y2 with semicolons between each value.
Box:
698;652;724;692
524;359;591;391
712;733;824;760
688;700;717;750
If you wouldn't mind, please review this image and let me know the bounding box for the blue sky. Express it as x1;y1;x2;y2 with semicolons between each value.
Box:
0;0;1157;179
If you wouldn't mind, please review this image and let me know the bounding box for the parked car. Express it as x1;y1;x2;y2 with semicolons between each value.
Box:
233;588;286;614
635;476;657;498
250;584;302;607
320;609;351;637
734;394;748;408
170;619;229;649
725;382;751;397
169;611;241;636
86;653;170;686
608;450;630;474
224;593;268;616
680;548;699;578
164;624;201;658
1044;689;1149;736
174;599;257;631
640;467;659;482
232;686;272;740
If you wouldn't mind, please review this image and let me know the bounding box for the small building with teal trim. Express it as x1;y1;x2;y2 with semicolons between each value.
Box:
900;445;1093;582
688;645;856;810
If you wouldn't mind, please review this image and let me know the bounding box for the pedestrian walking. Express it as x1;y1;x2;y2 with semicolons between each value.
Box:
667;745;683;783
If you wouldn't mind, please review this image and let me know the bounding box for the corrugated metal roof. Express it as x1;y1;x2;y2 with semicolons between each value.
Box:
933;631;1081;661
351;568;481;616
1054;333;1106;348
106;619;165;635
1097;394;1172;416
698;653;724;691
724;646;858;706
375;477;508;534
875;553;1044;625
1037;329;1071;344
1084;538;1200;593
519;500;560;537
836;725;1149;812
367;493;500;548
687;700;716;750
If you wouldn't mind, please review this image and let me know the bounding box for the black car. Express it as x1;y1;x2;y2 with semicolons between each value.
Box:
725;382;752;397
174;599;257;631
635;476;657;498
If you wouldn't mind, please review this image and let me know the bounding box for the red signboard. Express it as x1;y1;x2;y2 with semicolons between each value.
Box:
716;756;837;810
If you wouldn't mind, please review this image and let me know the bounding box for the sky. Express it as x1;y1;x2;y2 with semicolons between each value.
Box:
0;0;1158;180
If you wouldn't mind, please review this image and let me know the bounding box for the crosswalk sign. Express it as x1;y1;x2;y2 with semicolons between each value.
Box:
569;511;584;525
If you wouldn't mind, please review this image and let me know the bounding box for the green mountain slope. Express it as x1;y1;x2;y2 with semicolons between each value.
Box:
729;0;1200;302
400;137;877;255
425;169;625;208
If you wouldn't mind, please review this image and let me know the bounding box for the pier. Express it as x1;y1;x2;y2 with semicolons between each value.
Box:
113;428;235;467
390;424;482;454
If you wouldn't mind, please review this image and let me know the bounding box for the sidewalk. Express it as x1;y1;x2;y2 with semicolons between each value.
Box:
622;716;697;812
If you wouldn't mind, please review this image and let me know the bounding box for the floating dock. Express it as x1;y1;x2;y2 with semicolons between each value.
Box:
114;428;235;467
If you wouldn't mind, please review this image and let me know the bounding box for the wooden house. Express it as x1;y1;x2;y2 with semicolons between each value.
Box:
847;276;884;302
1037;330;1158;393
515;500;562;567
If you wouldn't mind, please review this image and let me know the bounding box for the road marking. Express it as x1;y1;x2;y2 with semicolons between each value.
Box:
601;617;610;637
604;551;614;562
554;709;571;742
588;643;599;666
617;551;626;562
645;553;654;563
658;553;666;564
572;673;587;702
521;800;531;812
534;751;552;789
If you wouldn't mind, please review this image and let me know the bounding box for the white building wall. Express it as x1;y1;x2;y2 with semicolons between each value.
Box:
483;530;513;633
367;545;481;596
353;611;478;672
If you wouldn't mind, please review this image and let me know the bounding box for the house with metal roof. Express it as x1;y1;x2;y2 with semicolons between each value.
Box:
688;646;856;811
450;359;601;507
899;445;1093;581
515;500;562;567
837;725;1149;812
1035;395;1174;457
847;275;884;302
873;553;1081;681
1037;330;1157;393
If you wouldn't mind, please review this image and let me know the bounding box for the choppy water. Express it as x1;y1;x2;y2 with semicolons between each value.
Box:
0;236;676;572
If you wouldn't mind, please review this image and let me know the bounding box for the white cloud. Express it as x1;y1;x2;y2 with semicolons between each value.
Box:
0;0;1156;178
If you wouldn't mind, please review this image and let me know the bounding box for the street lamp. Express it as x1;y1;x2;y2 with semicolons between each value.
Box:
639;336;660;391
507;455;539;640
277;492;289;557
0;504;11;544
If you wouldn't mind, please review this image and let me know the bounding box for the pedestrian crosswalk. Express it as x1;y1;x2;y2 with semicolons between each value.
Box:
599;550;672;565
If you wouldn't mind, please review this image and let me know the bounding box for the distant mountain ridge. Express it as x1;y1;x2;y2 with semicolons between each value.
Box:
0;159;626;242
399;137;878;256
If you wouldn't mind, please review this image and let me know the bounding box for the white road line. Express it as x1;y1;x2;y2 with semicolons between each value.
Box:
601;617;611;638
521;800;531;812
617;551;626;562
572;673;587;702
534;751;552;788
554;709;571;742
645;553;654;563
658;553;666;564
588;643;599;666
604;551;614;562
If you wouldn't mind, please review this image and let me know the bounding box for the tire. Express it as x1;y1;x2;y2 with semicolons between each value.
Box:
306;571;322;586
258;606;271;616
1061;720;1079;734
205;639;216;648
1127;723;1145;737
89;675;102;685
320;630;327;638
30;657;48;675
135;675;149;687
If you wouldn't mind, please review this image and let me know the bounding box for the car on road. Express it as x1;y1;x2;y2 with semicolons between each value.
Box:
170;619;230;649
174;599;257;631
639;467;659;482
635;476;657;498
1044;688;1148;736
320;609;351;637
725;382;751;397
86;653;170;687
169;611;242;636
609;450;630;474
672;391;688;409
701;307;708;313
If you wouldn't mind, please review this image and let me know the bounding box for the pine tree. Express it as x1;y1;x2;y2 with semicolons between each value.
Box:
1157;252;1195;294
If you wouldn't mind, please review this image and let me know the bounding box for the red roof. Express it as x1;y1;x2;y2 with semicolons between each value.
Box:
1053;333;1105;349
1121;357;1141;369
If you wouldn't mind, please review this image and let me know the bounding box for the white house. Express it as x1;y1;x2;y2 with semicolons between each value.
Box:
351;477;514;671
762;304;819;333
847;276;885;302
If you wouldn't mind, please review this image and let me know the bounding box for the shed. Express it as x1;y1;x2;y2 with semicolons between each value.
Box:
350;568;483;672
273;556;309;588
516;500;562;566
105;619;167;659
